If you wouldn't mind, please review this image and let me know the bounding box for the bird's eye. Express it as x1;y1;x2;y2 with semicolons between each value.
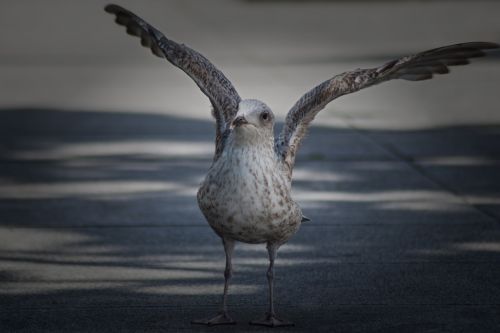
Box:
261;112;269;121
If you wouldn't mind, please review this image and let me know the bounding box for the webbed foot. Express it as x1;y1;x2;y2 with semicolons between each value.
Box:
250;312;294;327
191;311;236;326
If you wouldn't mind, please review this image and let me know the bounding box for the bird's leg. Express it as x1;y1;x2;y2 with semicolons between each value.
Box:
191;238;236;326
220;238;235;317
250;242;294;327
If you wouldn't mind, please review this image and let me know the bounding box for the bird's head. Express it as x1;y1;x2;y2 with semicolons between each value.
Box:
230;99;275;143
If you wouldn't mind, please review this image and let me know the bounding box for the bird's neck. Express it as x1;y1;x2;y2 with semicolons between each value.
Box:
221;131;275;163
229;129;274;150
219;130;291;188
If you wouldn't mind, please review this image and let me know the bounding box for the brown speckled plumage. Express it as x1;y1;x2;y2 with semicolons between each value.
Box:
197;100;302;245
105;4;499;327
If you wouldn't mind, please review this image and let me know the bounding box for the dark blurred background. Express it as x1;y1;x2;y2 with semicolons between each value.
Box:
1;0;499;128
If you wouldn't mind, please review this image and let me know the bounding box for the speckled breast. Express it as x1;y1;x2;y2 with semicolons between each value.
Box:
197;146;302;244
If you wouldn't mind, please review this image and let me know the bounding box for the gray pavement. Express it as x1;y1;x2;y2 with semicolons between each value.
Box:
1;110;500;332
1;1;500;332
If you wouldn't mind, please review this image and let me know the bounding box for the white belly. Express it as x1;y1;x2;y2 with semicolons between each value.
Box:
197;146;301;244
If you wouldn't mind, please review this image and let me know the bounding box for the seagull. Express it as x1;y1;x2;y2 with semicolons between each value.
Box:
105;4;498;327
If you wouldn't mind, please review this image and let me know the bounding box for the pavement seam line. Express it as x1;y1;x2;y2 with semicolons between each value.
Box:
340;118;500;224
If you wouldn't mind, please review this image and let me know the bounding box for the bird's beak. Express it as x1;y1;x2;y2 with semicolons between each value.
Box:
231;116;248;129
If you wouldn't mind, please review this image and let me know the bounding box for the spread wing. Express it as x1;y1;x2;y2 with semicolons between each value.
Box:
276;42;499;173
105;4;241;160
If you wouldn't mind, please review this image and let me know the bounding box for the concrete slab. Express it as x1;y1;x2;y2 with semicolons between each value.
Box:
360;126;500;220
1;106;499;331
1;224;500;330
1;304;499;333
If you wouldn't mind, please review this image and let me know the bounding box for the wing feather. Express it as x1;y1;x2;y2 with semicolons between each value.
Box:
277;42;499;174
105;4;241;160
